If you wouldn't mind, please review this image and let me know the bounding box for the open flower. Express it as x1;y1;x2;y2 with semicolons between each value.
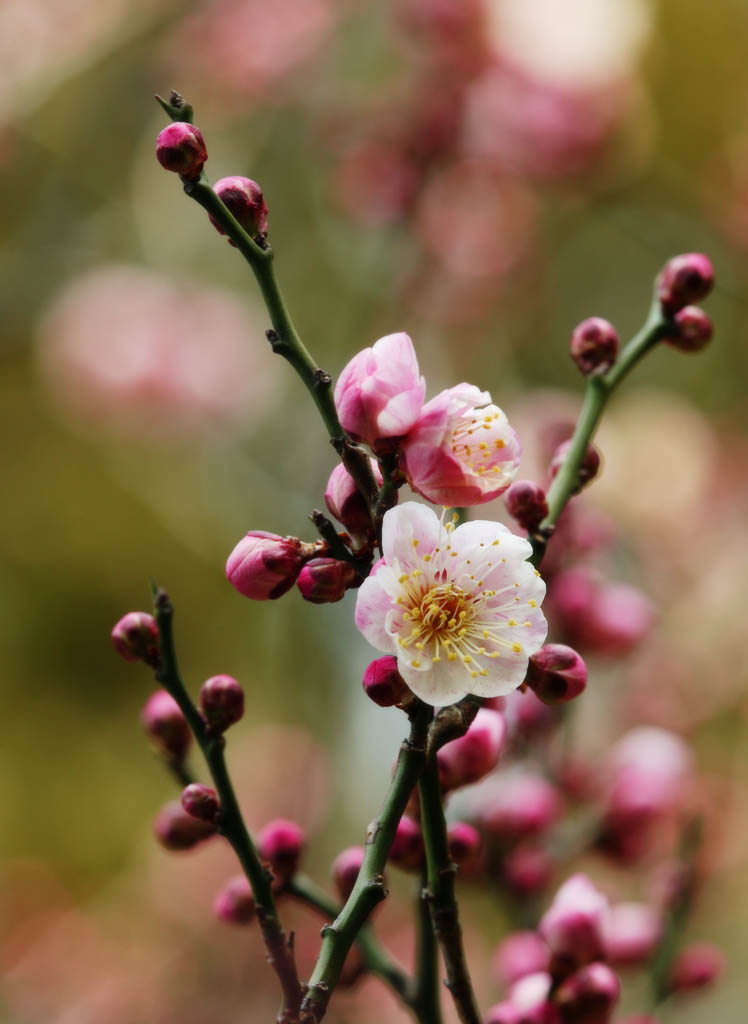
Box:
355;503;547;705
400;384;522;506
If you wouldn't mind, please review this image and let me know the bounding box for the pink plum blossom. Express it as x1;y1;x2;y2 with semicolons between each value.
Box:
539;874;610;969
437;707;506;790
355;502;546;705
400;384;522;507
334;332;426;450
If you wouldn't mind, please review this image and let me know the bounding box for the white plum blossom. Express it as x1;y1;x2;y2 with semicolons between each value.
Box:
355;502;547;706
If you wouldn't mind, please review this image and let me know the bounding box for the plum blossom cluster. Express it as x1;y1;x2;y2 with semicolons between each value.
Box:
106;101;726;1024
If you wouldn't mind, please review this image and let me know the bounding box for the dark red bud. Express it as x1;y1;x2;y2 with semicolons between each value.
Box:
200;674;244;732
550;441;601;491
181;783;220;823
297;558;356;604
362;656;412;707
141;690;192;761
657;253;714;313
155;122;207;180
525;644;587;705
570;317;619;376
665;306;713;352
112;612;160;667
504;480;549;533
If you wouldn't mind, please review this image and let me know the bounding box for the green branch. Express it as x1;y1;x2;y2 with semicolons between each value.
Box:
298;703;433;1023
531;298;670;567
152;588;303;1023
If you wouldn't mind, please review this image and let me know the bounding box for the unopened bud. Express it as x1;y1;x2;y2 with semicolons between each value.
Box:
214;874;255;924
155;122;207;180
550;441;601;491
112;611;160;667
181;783;220;823
257;819;305;884
437;708;506;791
325;460;383;539
226;531;306;600
390;816;424;871
332;846;365;902
668;942;724;993
153;801;216;851
211;176;268;240
362;656;412;707
665;306;713;352
570;317;619;376
478;772;561;841
657;253;714;313
504;480;549;533
200;674;244;733
493;931;551;988
141;690;192;761
525;644;587;705
297;558;356;604
539;874;609;974
447;822;482;875
603;902;661;968
504;845;554;896
555;962;620;1023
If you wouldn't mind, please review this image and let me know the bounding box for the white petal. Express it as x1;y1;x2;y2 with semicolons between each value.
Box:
381;502;442;568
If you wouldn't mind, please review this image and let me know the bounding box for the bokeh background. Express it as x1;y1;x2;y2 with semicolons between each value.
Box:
2;0;748;1021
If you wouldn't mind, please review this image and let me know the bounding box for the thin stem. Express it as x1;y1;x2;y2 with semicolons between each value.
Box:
418;756;482;1024
287;875;413;1006
411;867;444;1024
298;703;433;1024
153;588;303;1023
531;299;670;567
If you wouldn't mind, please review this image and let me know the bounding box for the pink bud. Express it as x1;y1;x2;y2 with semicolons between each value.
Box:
112;611;160;667
603;902;661;968
539;875;609;972
297;558;356;603
334;332;426;451
508;973;559;1024
548;571;654;658
153;801;217;851
550;440;601;491
525;644;587;705
200;674;244;732
214;874;256;924
569;318;619;376
325;459;383;539
362;656;412;708
555;962;620;1024
665;306;713;352
504;688;556;738
211;176;268;239
657;253;714;313
155;122;207;180
484;1000;523;1024
447;822;482;875
331;846;366;902
437;708;506;791
226;531;306;600
504;845;554;896
181;783;220;823
257;819;305;884
504;480;549;533
668;942;724;993
390;816;425;871
141;690;192;761
493;931;551;988
478;772;561;841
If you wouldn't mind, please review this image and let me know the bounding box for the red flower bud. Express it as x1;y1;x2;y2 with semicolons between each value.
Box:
211;176;268;239
555;962;620;1023
257;819;306;885
297;558;356;604
437;708;506;791
525;644;587;705
181;783;220;823
226;531;306;600
665;306;713;352
569;317;619;376
550;441;601;491
504;845;554;896
153;801;216;851
668;942;724;993
112;611;160;667
362;656;412;707
447;822;482;875
214;874;255;924
331;846;366;902
325;460;383;540
657;253;714;313
200;674;244;733
389;816;425;871
155;122;207;180
141;690;191;761
504;480;549;533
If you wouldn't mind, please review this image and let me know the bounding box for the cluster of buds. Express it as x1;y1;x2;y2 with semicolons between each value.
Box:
657;253;715;352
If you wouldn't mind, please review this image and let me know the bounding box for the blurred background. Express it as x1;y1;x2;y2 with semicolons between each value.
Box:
1;0;748;1020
